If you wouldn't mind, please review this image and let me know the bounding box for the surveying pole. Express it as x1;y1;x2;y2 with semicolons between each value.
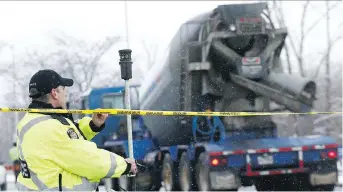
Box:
118;49;135;191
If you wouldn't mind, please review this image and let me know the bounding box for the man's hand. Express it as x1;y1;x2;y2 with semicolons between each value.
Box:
125;158;138;175
92;109;109;127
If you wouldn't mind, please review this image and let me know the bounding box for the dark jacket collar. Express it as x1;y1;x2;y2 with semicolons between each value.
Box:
28;101;74;122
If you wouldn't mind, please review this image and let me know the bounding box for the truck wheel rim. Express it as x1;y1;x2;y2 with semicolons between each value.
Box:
163;164;172;191
199;165;209;191
104;178;112;190
119;176;128;190
180;167;190;191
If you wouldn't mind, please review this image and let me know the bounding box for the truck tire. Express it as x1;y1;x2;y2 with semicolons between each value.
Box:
293;174;335;191
311;184;335;191
105;178;128;191
179;152;193;191
255;176;298;191
147;158;162;191
162;153;176;191
105;178;119;191
254;178;275;191
196;153;211;191
109;177;132;191
118;176;130;191
0;183;6;191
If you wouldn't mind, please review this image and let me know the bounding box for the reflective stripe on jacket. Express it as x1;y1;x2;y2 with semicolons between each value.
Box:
16;112;128;191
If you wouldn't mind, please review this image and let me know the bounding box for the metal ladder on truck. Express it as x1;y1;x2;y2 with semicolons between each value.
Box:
178;19;211;113
178;19;224;142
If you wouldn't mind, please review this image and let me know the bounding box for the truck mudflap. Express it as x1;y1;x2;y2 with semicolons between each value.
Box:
310;172;337;186
209;170;241;190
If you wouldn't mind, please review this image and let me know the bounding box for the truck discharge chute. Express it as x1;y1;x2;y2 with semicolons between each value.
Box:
139;3;316;146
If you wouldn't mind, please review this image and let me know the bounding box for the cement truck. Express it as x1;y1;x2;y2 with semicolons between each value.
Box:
101;2;339;191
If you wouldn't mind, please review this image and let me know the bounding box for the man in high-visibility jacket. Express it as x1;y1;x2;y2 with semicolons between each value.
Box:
16;69;137;191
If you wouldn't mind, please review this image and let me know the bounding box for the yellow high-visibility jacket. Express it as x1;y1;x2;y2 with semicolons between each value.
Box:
16;111;129;191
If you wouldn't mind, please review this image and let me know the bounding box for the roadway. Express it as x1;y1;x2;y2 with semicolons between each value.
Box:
7;171;342;192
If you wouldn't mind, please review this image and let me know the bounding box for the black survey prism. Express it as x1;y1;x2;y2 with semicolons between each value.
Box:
119;49;133;80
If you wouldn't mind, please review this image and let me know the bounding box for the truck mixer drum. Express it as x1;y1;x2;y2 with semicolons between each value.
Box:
139;2;317;146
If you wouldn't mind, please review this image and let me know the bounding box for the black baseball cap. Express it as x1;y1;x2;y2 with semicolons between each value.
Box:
29;69;74;98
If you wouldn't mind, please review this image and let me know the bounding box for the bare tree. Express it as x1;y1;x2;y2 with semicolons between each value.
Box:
269;1;292;74
312;62;342;141
268;1;342;137
311;2;342;138
0;40;7;53
51;34;121;93
325;1;331;112
5;49;58;107
0;43;27;162
21;33;121;100
0;42;13;74
142;40;158;71
0;42;13;163
270;1;341;77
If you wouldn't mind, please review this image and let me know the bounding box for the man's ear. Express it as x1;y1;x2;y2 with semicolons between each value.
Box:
50;89;58;100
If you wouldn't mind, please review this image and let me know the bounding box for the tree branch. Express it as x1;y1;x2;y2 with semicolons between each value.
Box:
305;2;340;36
297;0;311;77
50;34;121;93
142;40;158;71
325;1;331;112
312;35;342;78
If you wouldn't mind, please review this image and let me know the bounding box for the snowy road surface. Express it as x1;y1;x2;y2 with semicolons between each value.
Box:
4;173;258;191
4;164;342;191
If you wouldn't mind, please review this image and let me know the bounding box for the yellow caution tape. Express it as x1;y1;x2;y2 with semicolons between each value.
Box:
0;107;342;117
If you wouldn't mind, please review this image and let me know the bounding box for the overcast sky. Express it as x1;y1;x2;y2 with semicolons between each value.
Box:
0;1;342;106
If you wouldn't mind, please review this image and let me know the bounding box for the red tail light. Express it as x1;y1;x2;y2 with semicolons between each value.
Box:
211;158;219;166
328;151;337;159
210;158;227;166
209;152;227;166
